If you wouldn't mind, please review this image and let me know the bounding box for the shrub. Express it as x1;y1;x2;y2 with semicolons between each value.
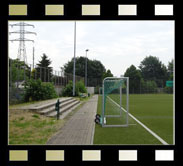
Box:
23;79;58;101
32;114;40;119
164;86;173;94
94;86;100;94
41;82;58;99
144;80;158;93
62;80;87;97
76;80;87;93
62;81;74;97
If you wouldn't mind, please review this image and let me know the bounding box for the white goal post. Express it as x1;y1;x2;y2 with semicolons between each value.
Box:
101;77;129;127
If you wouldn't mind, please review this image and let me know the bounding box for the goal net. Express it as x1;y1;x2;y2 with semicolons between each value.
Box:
102;77;129;127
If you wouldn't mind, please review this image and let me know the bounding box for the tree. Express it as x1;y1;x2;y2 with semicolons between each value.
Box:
9;58;31;86
103;69;113;79
139;56;168;87
167;59;174;80
35;54;53;82
124;65;142;93
63;56;106;86
163;59;174;94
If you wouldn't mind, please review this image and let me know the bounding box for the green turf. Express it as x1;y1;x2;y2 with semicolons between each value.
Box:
93;94;173;145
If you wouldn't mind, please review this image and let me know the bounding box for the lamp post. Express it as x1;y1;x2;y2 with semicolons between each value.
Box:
85;49;89;87
73;21;76;96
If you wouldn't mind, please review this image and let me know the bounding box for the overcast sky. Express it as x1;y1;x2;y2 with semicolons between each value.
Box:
9;21;174;77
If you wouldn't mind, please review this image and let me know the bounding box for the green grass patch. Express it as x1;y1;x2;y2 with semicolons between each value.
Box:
9;96;91;145
9;110;65;145
32;114;40;119
93;94;173;145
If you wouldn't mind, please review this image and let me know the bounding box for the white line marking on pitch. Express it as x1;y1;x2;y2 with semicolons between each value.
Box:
107;96;169;145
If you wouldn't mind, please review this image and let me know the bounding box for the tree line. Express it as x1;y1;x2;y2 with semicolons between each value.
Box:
124;56;173;93
9;54;173;94
63;56;113;87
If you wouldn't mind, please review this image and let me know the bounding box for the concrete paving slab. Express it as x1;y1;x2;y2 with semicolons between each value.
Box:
47;95;98;145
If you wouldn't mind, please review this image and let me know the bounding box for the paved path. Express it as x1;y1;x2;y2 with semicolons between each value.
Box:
47;95;98;145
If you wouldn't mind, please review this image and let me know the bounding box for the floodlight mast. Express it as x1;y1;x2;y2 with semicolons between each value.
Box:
9;22;36;64
73;21;76;96
85;49;89;87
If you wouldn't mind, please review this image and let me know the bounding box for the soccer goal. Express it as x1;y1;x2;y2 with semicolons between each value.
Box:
102;77;129;127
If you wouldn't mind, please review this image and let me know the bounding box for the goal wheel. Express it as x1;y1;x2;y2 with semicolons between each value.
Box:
95;114;101;119
95;118;100;124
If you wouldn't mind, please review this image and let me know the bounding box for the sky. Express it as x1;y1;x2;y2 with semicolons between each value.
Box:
8;21;174;77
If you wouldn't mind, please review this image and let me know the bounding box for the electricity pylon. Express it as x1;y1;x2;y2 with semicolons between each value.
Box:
9;22;36;64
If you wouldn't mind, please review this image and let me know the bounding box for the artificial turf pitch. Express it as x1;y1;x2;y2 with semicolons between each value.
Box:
93;94;173;145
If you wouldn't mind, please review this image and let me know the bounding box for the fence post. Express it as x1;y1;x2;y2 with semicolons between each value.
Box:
40;67;42;81
140;79;141;94
30;64;31;79
10;59;12;87
48;68;49;82
59;71;60;86
61;71;62;86
34;67;37;80
16;64;19;88
56;71;58;85
24;64;25;81
54;70;56;86
44;67;46;82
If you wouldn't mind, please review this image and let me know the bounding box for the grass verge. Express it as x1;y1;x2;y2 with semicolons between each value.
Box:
9;110;65;145
9;96;92;145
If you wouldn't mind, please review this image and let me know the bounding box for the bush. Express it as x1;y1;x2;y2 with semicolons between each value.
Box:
62;80;87;97
76;80;87;93
164;86;173;94
145;80;158;93
62;81;74;97
139;80;158;93
23;79;58;101
94;86;99;94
